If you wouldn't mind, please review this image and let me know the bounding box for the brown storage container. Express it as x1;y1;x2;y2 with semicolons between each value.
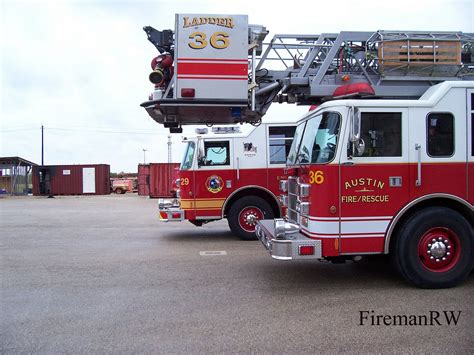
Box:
32;164;110;196
149;163;179;198
138;164;150;196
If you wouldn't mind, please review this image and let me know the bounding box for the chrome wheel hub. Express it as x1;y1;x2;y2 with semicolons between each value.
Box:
427;236;451;262
245;213;257;225
238;206;264;233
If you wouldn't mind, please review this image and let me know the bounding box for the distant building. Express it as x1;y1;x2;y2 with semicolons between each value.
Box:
0;157;38;195
32;164;111;196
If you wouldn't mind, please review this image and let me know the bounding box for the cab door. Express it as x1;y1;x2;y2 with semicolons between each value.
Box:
339;108;409;255
267;125;297;194
178;140;197;219
193;139;235;219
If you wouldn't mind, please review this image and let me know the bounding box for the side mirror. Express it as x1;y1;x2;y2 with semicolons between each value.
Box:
197;138;205;168
349;107;361;142
197;156;205;167
354;138;366;156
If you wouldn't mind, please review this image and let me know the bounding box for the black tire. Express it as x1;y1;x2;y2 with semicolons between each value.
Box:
391;207;473;289
228;196;274;240
114;188;123;194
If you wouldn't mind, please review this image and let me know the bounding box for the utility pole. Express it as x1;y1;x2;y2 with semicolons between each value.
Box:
41;125;44;166
143;148;147;164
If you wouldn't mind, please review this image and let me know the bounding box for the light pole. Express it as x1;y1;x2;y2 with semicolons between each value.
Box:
41;125;44;166
142;149;147;164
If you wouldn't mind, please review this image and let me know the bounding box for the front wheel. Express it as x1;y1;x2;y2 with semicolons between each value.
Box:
392;207;473;289
228;196;274;240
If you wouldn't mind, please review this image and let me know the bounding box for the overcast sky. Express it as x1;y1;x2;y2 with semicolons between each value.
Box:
1;0;473;172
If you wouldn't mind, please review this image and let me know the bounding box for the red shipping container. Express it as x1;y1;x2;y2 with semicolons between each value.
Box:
138;164;150;196
32;164;110;196
149;163;179;198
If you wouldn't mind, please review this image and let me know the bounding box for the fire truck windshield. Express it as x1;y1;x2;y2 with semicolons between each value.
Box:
288;111;341;165
287;122;306;165
181;141;196;170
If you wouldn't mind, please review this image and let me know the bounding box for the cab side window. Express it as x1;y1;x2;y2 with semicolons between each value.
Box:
269;126;296;164
427;113;454;157
203;141;230;165
359;112;402;157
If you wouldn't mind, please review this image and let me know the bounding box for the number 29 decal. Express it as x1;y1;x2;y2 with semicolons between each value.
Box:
309;170;324;185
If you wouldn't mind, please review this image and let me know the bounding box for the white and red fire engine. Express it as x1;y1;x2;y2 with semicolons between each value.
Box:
141;14;473;287
256;81;474;288
158;122;296;239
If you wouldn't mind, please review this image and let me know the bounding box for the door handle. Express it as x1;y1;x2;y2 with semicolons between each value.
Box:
415;143;422;187
236;157;240;180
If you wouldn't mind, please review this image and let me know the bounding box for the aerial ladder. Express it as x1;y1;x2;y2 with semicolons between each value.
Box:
140;14;474;132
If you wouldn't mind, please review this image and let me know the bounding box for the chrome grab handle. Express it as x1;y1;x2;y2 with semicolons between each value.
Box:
236;157;240;180
415;143;422;186
251;46;256;111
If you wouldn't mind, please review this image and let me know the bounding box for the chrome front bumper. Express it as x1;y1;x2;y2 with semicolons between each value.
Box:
158;198;184;222
255;220;322;260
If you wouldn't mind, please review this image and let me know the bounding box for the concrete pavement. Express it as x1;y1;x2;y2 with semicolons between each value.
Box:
1;195;472;353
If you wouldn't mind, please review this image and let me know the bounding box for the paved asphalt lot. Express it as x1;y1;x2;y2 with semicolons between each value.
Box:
1;194;473;353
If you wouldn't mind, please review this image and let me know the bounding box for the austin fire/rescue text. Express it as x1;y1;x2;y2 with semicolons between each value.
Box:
344;178;384;190
342;195;389;203
359;310;462;326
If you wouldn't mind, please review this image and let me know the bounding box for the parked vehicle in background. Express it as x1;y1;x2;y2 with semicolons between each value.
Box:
111;178;135;194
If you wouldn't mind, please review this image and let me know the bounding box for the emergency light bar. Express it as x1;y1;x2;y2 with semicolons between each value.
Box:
212;126;241;134
195;128;209;134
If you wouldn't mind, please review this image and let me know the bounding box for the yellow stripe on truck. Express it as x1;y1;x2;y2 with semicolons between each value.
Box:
180;198;226;209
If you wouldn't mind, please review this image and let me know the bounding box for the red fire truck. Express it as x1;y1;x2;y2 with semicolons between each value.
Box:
158;122;296;239
141;14;473;287
256;81;473;288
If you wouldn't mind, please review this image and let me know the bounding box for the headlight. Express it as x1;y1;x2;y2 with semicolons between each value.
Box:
279;179;288;192
278;194;288;207
175;178;180;188
299;183;310;197
158;198;165;209
296;201;310;215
